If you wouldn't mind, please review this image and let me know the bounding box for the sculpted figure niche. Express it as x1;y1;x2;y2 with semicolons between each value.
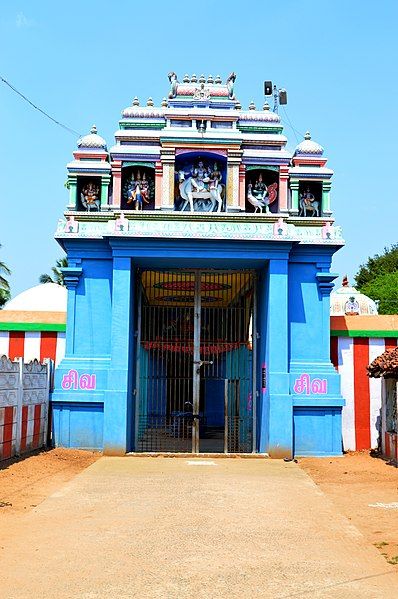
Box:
176;158;225;213
81;181;100;211
122;169;155;211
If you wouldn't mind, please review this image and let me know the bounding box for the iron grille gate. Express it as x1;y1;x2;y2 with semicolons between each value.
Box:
135;270;256;453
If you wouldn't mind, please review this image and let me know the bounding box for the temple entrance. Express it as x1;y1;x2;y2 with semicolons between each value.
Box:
134;270;256;453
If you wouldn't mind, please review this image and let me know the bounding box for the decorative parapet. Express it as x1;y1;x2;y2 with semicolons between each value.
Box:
55;214;344;246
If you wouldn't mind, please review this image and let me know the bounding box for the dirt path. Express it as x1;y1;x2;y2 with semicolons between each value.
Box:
0;448;100;513
0;456;397;598
299;452;398;567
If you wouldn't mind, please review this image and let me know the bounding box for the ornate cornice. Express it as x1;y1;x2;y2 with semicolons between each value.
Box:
55;213;344;246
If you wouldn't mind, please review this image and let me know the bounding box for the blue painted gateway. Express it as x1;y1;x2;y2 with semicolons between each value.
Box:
52;73;344;457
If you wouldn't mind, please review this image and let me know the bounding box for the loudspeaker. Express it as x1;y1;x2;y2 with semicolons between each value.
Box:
279;89;287;105
264;81;273;96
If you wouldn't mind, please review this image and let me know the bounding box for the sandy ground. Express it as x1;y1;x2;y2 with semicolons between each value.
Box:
0;454;398;598
0;448;100;513
299;452;398;567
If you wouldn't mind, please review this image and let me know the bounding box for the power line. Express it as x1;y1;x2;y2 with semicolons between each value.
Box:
0;75;81;137
280;105;304;144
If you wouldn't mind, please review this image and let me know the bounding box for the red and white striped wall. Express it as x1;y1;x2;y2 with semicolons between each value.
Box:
0;404;47;461
0;406;18;460
331;337;398;451
0;331;65;366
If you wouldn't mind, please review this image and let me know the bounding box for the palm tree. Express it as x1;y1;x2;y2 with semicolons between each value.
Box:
0;245;11;308
39;257;68;286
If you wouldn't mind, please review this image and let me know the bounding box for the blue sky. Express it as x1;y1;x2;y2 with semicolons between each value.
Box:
0;0;397;296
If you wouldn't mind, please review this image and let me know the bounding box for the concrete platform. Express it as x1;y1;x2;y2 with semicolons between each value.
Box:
1;457;397;598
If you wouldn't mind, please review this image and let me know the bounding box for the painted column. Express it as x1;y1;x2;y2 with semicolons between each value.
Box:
290;180;299;215
111;161;122;209
160;148;175;210
278;165;289;214
60;266;83;356
260;258;291;457
100;175;111;208
316;272;339;363
226;149;242;211
104;256;134;455
322;181;332;216
67;176;77;210
238;163;246;210
155;161;163;209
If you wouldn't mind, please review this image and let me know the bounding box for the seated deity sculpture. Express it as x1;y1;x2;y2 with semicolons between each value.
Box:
81;182;100;211
191;160;211;192
302;188;315;206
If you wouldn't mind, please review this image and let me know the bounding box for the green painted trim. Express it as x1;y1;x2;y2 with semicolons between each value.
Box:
0;323;66;332
122;162;155;169
238;125;283;134
119;122;166;130
160;137;240;145
246;165;279;172
330;329;397;338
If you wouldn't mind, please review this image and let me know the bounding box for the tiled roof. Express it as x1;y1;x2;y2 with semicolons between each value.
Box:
368;347;398;378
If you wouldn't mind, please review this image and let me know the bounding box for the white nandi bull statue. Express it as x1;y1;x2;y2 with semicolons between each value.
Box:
177;167;224;212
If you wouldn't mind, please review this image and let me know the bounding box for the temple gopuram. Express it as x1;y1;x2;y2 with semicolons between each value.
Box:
52;73;344;457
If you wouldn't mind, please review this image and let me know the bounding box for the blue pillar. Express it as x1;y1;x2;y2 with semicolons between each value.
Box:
103;257;134;455
316;272;339;362
61;266;83;356
260;258;292;458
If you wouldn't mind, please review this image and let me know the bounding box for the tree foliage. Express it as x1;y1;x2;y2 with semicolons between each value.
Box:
0;244;11;309
39;257;68;286
355;244;398;315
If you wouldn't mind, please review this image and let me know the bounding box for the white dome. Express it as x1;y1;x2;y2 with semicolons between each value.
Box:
294;131;324;156
239;105;281;123
330;277;378;316
4;283;67;312
77;125;107;150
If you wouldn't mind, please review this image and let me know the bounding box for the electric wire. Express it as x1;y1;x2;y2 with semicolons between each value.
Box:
280;105;303;144
0;75;81;137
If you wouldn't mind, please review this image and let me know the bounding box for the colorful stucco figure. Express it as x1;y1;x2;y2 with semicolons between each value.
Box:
52;73;345;458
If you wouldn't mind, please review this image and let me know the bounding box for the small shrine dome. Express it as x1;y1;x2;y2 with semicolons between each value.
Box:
77;125;107;150
330;276;378;316
4;283;67;312
294;131;324;156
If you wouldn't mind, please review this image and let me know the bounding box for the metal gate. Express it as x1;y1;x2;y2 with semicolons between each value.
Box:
135;270;256;453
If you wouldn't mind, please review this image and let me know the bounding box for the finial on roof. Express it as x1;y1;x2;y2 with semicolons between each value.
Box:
342;275;349;287
305;131;311;140
215;75;222;84
77;125;107;150
263;101;270;111
132;97;140;106
191;74;197;83
199;74;205;83
161;97;168;108
183;74;190;83
207;74;214;83
235;101;242;109
146;97;154;107
249;100;256;110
